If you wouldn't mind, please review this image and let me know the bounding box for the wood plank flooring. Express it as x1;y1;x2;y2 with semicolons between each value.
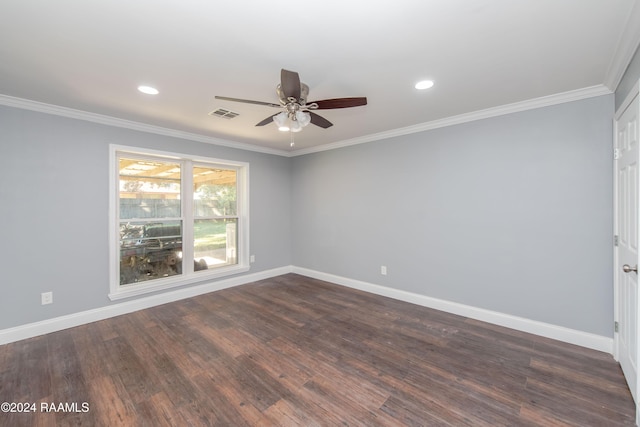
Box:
0;273;635;426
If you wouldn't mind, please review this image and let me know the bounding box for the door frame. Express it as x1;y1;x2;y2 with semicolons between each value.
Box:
613;78;640;424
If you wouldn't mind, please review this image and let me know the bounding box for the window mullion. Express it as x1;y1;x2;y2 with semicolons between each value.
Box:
182;159;194;275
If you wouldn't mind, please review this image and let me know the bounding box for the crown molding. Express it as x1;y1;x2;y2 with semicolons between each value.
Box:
1;84;612;159
0;94;290;157
290;84;612;157
604;0;640;91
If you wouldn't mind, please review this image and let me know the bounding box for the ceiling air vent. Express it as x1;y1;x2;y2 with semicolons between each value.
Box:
209;108;239;119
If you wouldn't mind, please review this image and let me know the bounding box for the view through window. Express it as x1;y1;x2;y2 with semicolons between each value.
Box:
113;150;247;296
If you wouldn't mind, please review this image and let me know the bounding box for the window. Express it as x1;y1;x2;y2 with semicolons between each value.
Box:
109;146;249;300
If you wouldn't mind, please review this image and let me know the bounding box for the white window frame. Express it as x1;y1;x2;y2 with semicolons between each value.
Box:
108;144;249;300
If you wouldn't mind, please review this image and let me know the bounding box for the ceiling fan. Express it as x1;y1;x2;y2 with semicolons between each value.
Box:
215;69;367;132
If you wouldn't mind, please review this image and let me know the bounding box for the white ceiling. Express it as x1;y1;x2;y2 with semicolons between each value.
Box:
1;0;639;155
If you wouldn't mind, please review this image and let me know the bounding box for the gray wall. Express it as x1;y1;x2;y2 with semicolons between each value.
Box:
291;95;614;337
0;106;291;329
0;93;617;338
616;43;640;110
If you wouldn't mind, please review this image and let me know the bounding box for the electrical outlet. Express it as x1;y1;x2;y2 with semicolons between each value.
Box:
41;292;53;305
381;266;387;276
250;255;255;263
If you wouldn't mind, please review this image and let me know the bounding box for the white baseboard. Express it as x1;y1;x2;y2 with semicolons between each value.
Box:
0;266;293;345
1;265;613;354
292;267;613;354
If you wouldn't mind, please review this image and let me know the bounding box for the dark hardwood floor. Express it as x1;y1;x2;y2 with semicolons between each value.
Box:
0;273;635;426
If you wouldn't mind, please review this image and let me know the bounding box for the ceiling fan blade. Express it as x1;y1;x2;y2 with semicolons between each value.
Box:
215;96;280;108
308;97;368;109
309;111;333;128
255;114;278;126
281;69;301;100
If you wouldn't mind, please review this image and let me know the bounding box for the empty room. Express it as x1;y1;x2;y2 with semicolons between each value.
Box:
2;1;640;425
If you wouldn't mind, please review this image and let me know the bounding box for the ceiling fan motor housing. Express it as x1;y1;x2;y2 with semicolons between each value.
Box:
277;83;309;106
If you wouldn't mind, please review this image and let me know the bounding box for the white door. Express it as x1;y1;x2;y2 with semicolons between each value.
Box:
615;87;640;412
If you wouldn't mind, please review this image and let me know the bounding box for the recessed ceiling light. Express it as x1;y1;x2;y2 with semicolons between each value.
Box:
415;80;434;90
138;85;159;95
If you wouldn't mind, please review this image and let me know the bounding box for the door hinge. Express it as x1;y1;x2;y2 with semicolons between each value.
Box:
614;148;621;160
614;235;619;246
615;321;619;333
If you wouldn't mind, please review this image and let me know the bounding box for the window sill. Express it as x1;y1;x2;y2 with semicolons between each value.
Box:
108;264;250;301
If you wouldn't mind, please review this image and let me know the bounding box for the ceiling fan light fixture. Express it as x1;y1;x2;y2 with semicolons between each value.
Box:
296;111;311;127
290;120;303;133
273;111;290;131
